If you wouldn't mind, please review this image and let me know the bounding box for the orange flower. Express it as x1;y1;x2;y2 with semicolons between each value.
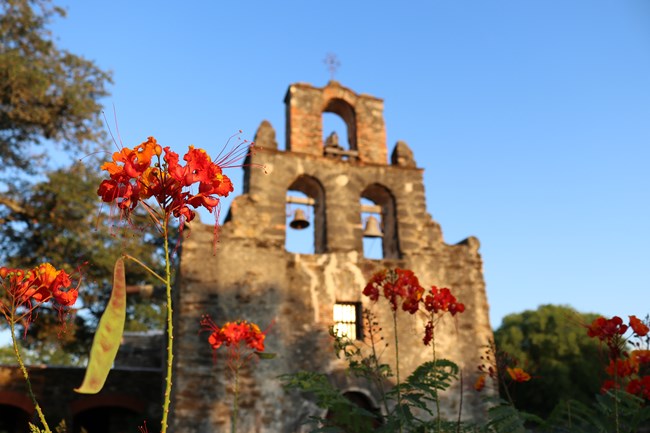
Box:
629;315;649;337
506;367;531;382
0;264;80;325
587;316;628;340
474;374;487;391
631;350;650;365
98;137;241;225
200;315;267;354
605;358;638;378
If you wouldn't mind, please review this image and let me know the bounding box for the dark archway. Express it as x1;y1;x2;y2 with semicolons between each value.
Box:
286;175;327;254
322;98;358;161
73;406;141;433
324;391;382;431
361;184;400;259
323;98;357;151
0;404;30;433
71;394;146;433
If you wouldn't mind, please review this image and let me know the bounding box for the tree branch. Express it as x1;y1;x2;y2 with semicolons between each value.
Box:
0;194;26;213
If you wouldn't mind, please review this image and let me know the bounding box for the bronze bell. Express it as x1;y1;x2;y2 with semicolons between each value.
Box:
289;209;310;229
363;216;383;238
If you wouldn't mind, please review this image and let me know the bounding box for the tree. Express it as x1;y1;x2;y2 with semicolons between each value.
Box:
494;304;605;418
0;0;152;365
0;0;111;178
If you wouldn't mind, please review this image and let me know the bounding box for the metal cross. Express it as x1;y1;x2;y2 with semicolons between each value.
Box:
323;53;341;81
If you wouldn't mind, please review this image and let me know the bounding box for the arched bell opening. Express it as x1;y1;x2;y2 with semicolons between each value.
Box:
360;184;400;260
322;98;358;161
285;175;327;254
360;197;383;259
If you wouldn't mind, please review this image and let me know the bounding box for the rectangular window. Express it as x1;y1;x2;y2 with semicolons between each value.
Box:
333;302;362;340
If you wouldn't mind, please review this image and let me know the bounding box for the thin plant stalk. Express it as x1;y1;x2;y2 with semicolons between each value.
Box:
365;311;390;416
430;322;441;433
160;219;174;433
232;362;240;433
456;369;463;433
122;222;174;433
392;311;403;433
10;320;51;433
613;371;619;433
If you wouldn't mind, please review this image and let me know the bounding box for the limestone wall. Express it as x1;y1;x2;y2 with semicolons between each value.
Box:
172;81;494;433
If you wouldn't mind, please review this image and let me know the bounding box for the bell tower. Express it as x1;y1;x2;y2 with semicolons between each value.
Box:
172;81;494;432
285;81;387;164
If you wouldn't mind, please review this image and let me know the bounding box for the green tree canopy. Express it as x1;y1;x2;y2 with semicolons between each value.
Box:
0;0;111;176
0;0;167;365
494;304;606;418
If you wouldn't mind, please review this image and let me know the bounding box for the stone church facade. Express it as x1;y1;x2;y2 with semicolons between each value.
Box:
171;81;494;432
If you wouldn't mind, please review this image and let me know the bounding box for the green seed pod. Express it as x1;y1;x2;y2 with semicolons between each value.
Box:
75;258;126;394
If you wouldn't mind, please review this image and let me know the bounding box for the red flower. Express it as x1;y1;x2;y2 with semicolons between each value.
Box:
629;315;649;337
423;286;465;316
631;350;650;366
506;367;531;382
200;315;267;354
423;321;434;346
98;137;241;225
627;375;650;399
606;358;638;378
587;316;628;340
362;268;424;314
0;263;80;325
601;379;620;394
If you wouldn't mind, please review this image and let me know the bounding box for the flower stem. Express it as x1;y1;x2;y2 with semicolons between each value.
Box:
366;311;389;417
430;324;441;433
614;372;619;433
123;254;167;285
392;311;403;433
160;221;174;433
10;321;51;433
232;362;240;433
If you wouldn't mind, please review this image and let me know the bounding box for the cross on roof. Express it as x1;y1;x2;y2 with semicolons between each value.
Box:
323;53;341;80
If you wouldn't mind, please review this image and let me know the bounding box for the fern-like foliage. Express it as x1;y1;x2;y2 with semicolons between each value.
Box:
480;397;543;433
545;390;650;433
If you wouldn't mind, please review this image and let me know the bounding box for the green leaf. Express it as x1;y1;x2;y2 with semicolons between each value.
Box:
74;258;126;394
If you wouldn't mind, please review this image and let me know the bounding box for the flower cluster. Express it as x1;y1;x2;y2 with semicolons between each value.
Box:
423;287;465;316
0;263;79;325
506;367;532;383
586;315;650;400
362;268;465;346
200;315;266;354
422;286;465;346
362;268;424;313
98;137;235;224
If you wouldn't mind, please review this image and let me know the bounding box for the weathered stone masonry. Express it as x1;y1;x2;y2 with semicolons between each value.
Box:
171;81;494;432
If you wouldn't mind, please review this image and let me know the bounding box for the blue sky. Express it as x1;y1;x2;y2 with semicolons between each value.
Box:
46;0;649;329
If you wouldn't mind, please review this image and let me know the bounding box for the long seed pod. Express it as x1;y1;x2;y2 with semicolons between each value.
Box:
75;258;126;394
